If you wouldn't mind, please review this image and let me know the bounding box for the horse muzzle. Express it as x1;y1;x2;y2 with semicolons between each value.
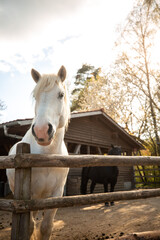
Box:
32;123;55;146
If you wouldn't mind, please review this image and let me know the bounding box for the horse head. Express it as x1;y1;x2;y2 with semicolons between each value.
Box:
108;145;121;155
31;66;70;146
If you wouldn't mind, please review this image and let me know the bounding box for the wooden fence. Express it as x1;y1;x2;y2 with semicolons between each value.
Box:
1;143;160;240
134;165;160;187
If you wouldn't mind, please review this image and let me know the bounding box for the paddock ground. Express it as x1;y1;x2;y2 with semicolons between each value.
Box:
0;196;160;240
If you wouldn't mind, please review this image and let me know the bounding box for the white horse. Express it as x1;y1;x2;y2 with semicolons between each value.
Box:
7;66;70;240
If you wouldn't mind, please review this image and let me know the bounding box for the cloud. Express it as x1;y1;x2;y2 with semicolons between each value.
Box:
0;61;11;72
0;0;91;74
0;0;86;40
0;0;134;76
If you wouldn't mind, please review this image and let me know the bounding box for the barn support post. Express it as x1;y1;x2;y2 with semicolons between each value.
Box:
11;143;31;240
74;144;81;154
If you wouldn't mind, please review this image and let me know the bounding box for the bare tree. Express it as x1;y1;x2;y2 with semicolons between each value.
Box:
72;65;127;122
112;0;160;154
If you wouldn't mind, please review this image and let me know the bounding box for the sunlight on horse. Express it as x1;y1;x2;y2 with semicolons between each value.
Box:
7;66;70;240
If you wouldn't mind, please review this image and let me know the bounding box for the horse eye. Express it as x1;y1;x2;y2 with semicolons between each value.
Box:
58;92;64;99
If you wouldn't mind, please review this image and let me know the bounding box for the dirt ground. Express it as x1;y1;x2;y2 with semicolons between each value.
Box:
0;196;160;240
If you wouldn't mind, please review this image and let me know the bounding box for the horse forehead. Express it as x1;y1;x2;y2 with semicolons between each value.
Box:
33;74;62;99
40;74;59;90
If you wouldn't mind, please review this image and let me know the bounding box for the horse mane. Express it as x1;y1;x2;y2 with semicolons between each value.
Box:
32;73;70;129
33;74;58;99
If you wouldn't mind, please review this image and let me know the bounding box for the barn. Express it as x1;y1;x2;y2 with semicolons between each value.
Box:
0;109;143;196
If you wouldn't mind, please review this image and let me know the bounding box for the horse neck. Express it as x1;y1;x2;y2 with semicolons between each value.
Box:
50;127;66;153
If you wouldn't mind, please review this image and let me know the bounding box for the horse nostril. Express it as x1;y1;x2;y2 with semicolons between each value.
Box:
32;122;54;142
32;124;36;137
32;123;44;141
48;123;54;139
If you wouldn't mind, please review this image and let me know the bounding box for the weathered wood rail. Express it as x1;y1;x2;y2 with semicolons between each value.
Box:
1;153;160;169
1;142;160;240
1;188;160;213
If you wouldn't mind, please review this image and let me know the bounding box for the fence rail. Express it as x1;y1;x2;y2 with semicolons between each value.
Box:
1;188;160;213
1;154;160;169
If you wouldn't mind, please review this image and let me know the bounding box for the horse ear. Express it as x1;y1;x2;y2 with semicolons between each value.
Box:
58;65;66;82
31;68;41;83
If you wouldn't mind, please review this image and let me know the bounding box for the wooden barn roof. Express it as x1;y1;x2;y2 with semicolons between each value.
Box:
0;109;144;153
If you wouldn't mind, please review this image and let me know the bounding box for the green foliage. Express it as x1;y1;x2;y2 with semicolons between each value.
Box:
135;165;160;189
143;138;159;156
71;64;101;112
74;64;95;86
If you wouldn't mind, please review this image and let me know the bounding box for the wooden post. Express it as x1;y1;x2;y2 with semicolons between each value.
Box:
74;144;81;154
11;143;31;240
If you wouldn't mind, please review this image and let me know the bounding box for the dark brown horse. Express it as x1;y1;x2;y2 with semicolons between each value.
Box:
80;145;121;206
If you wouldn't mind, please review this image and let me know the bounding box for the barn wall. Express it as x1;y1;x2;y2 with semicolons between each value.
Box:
66;166;134;196
65;116;135;153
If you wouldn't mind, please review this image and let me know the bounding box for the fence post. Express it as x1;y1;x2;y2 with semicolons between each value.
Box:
11;143;31;240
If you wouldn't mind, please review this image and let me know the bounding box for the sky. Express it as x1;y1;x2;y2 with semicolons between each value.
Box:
0;0;134;123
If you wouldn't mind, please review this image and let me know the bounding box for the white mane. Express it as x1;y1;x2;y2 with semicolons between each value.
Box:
33;74;58;99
